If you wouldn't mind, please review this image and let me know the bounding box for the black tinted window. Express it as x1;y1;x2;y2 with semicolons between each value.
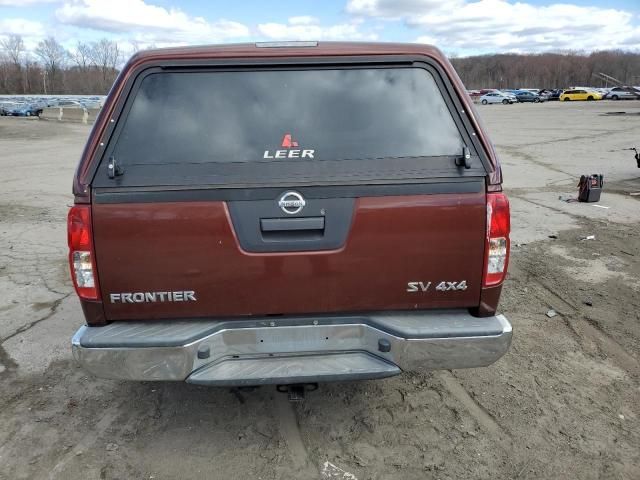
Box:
113;68;464;166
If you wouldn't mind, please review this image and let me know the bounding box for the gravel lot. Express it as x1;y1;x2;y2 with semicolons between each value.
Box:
0;101;639;480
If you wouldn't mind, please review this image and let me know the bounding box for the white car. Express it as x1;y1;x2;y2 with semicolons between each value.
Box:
604;87;639;100
479;92;515;105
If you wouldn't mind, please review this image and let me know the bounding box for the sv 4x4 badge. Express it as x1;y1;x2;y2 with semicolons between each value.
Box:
407;281;468;292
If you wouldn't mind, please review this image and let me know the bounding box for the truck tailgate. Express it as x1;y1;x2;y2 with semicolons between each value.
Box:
93;189;485;320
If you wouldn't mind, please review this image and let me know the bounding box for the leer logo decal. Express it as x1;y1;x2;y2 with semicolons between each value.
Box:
280;133;298;148
264;133;315;159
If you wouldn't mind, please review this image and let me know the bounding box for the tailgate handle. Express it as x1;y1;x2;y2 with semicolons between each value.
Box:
260;217;325;232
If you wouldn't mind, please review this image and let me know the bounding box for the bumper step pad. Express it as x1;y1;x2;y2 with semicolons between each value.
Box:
186;352;401;386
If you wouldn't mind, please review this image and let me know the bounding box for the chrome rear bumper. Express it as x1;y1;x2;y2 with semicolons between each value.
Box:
72;310;512;386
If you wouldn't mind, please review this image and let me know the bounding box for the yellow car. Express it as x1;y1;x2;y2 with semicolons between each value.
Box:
559;89;602;101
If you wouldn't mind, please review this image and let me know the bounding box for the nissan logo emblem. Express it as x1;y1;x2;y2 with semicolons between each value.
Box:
278;191;305;215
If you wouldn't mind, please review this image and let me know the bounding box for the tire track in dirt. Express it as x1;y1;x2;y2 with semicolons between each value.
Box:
439;371;511;450
570;316;640;378
274;394;318;477
508;194;595;222
499;146;576;178
510;258;640;379
45;403;123;480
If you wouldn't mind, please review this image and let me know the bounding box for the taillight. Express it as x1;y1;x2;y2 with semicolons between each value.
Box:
67;205;100;300
483;193;510;287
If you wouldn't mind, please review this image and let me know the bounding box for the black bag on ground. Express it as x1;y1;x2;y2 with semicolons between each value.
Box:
578;174;603;202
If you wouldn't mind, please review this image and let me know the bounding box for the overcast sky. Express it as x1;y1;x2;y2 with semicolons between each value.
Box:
1;0;639;57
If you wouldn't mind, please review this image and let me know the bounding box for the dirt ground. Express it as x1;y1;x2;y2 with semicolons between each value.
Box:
0;101;639;480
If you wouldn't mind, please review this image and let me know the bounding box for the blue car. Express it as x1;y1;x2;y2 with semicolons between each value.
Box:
6;103;42;117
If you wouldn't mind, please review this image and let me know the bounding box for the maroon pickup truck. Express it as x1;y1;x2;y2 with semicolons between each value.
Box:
69;41;511;389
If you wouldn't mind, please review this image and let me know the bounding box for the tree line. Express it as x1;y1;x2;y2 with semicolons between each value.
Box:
0;35;122;95
451;50;640;89
1;34;639;94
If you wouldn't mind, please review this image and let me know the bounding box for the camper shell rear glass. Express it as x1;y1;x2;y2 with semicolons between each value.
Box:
92;61;487;188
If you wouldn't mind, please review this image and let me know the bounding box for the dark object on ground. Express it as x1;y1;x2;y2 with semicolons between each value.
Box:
578;174;604;202
603;112;640;116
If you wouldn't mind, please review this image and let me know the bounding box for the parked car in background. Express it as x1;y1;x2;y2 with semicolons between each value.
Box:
480;91;516;104
515;91;545;103
55;100;84;108
604;87;638;100
559;89;602;101
4;102;42;116
500;90;519;102
593;88;611;97
547;89;563;101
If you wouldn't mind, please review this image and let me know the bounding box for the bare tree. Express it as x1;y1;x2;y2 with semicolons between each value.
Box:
34;37;68;93
0;52;10;92
72;41;92;71
90;38;120;90
1;35;25;93
1;34;24;66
